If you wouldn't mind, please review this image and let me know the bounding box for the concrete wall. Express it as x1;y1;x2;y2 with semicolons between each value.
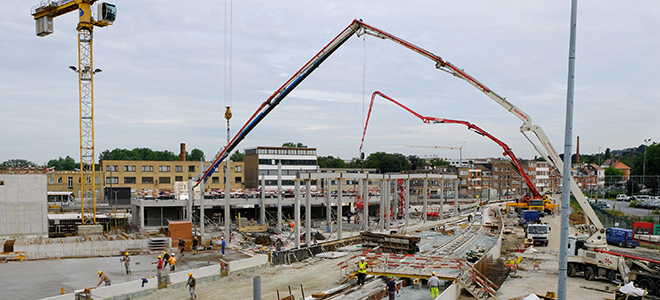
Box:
0;174;48;238
15;238;157;260
436;282;459;300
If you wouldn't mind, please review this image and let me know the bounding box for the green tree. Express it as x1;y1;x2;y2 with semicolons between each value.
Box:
318;156;346;168
364;152;411;173
47;156;77;170
99;148;180;161
188;148;205;161
603;148;612;161
282;142;304;147
230;151;243;162
1;159;39;168
429;158;450;167
604;166;624;183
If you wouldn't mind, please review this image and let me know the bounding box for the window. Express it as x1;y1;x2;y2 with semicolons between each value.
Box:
106;177;119;184
188;166;195;172
493;167;499;172
212;177;219;184
175;165;183;172
159;166;170;172
235;166;242;173
142;177;154;184
493;175;499;180
142;165;153;172
124;177;136;184
95;177;99;184
175;176;183;181
58;177;63;184
106;165;118;172
68;177;73;189
159;177;171;184
124;165;136;172
49;178;54;184
506;167;511;172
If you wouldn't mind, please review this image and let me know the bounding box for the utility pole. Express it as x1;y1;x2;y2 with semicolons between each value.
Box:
643;139;651;190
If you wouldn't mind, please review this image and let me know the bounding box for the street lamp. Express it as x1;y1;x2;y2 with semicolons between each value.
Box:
644;139;652;191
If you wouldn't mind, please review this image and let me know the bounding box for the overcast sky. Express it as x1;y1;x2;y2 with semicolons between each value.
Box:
1;1;659;165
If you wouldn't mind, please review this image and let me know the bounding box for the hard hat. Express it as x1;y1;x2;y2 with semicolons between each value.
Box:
164;251;167;254
125;252;129;255
389;275;393;278
432;271;436;275
171;253;175;256
361;257;365;260
188;273;193;277
221;237;224;239
158;255;162;258
178;238;181;240
98;271;102;275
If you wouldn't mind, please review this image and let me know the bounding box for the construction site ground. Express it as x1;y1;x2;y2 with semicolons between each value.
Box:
1;248;249;300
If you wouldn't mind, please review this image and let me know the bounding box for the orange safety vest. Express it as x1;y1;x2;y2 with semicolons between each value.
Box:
169;257;177;265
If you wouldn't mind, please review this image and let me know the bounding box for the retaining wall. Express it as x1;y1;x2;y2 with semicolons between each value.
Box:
16;238;159;260
40;254;268;300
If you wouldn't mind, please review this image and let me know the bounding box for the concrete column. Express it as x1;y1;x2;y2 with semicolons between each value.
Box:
277;161;282;231
305;180;311;245
260;175;266;225
225;159;231;240
200;177;205;236
325;179;331;231
394;179;399;220
294;180;300;249
385;180;391;231
454;179;459;217
404;179;409;228
439;179;444;220
358;179;363;225
337;179;343;240
140;199;145;228
187;179;193;221
363;179;369;232
423;178;428;223
379;180;384;231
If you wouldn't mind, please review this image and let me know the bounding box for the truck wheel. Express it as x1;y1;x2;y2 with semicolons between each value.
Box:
567;263;577;277
618;241;624;247
544;241;548;246
584;266;596;281
638;278;654;294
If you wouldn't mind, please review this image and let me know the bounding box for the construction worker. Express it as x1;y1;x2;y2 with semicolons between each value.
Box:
186;273;197;299
97;271;111;287
162;251;170;268
192;237;199;255
178;238;186;257
467;213;473;222
476;204;480;211
384;275;398;300
357;257;368;286
169;253;177;272
428;271;441;298
152;255;164;277
120;252;131;275
221;237;226;257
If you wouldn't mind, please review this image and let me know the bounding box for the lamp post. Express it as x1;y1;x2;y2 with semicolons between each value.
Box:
644;139;652;191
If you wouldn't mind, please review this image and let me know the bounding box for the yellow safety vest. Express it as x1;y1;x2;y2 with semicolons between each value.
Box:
358;261;368;273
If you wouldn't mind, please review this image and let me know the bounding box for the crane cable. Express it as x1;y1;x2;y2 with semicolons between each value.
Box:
224;0;233;109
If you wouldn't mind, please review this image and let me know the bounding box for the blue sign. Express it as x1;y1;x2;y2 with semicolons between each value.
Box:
79;8;83;17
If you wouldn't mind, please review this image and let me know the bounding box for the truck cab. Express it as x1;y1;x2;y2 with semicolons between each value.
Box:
528;199;545;216
606;227;639;248
526;223;550;246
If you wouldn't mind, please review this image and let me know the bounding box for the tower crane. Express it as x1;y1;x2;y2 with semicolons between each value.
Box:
31;0;116;224
405;143;465;166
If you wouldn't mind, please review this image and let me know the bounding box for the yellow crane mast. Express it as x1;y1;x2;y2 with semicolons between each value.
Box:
31;0;116;224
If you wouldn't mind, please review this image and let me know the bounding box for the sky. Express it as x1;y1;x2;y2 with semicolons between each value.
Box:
1;1;659;166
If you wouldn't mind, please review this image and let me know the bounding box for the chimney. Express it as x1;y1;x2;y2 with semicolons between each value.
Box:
180;143;186;161
576;136;580;163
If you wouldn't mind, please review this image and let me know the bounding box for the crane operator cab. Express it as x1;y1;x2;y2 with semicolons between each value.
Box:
568;234;589;256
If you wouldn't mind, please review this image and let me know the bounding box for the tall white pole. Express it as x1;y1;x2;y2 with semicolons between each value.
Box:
277;161;282;231
558;1;578;299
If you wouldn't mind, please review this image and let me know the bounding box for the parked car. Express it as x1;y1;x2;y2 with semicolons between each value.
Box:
616;194;628;201
594;202;612;210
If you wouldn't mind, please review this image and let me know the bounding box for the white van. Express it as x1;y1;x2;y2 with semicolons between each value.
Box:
616;194;628;201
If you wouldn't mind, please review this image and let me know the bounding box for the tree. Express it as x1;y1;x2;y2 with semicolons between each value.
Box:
188;148;205;161
1;159;39;168
230;151;243;162
47;156;77;170
282;142;304;147
99;148;181;161
604;166;624;183
408;155;428;170
364;152;411;173
318;156;346;168
429;158;450;167
603;148;612;161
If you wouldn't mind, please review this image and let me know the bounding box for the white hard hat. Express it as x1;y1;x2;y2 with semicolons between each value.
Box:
171;253;175;256
361;257;366;260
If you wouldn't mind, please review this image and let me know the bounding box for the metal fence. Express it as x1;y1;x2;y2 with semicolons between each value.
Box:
592;205;660;229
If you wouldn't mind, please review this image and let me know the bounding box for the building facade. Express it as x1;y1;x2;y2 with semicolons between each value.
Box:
243;146;319;190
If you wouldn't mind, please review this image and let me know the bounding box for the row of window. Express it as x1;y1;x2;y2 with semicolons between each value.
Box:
492;167;511;172
258;159;317;166
247;148;316;156
264;179;317;186
105;165;243;173
49;177;99;188
107;176;243;185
